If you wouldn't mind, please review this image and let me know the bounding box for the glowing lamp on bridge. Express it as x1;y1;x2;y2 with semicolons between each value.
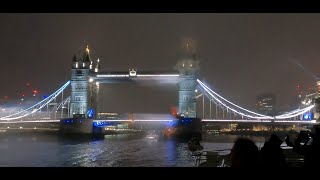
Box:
129;69;137;76
170;106;177;116
87;109;95;118
303;112;314;120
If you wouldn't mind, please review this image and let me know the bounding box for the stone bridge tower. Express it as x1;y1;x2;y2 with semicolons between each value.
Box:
176;44;199;118
69;46;99;118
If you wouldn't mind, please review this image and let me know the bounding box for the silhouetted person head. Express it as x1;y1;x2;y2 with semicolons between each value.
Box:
230;138;259;168
268;133;283;147
304;124;320;167
260;134;286;167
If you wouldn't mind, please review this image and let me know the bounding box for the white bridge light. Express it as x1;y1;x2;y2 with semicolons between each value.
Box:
129;69;137;76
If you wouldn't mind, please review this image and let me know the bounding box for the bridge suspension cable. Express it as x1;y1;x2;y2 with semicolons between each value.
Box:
0;81;70;121
197;79;315;120
197;79;273;119
49;96;71;114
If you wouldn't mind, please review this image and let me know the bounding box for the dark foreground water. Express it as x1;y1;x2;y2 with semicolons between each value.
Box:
0;132;268;167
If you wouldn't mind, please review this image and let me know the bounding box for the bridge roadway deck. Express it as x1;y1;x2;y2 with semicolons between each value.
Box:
90;71;179;83
0;119;316;124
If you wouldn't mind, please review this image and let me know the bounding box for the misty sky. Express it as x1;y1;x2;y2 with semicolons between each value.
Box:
0;13;319;113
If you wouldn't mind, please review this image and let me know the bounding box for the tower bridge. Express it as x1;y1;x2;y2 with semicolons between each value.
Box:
0;45;319;139
69;45;199;121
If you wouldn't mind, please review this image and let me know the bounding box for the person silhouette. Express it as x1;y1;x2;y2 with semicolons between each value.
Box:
285;124;320;167
230;138;259;168
260;134;286;167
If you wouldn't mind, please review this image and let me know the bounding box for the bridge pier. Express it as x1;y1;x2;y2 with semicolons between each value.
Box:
169;117;202;140
60;117;93;135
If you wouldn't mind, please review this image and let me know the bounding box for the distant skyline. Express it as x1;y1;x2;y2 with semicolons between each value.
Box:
0;13;319;113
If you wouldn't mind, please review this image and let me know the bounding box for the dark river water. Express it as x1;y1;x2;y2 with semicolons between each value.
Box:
0;132;269;167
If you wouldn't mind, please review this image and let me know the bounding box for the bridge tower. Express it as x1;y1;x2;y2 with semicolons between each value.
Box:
69;46;92;118
61;46;100;135
175;44;200;118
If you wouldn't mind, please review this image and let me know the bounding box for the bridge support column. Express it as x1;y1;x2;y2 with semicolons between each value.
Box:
173;46;201;140
176;53;199;118
60;118;93;135
69;59;90;118
62;47;95;135
172;117;202;140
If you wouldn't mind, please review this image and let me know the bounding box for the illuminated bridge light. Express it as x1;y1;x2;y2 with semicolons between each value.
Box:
274;120;317;123
96;74;129;78
94;120;131;122
0;120;60;124
96;74;179;78
134;119;173;122
136;74;179;77
201;119;317;124
93;119;174;123
202;119;272;123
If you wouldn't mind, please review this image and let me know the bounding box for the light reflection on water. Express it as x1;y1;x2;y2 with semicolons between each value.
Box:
0;133;269;167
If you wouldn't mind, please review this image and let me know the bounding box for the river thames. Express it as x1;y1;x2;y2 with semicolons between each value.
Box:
0;132;269;167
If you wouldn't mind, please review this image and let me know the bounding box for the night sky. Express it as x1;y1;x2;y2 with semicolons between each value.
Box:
0;13;319;113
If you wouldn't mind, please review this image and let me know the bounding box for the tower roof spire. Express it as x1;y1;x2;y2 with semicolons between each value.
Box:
83;45;91;62
86;45;90;54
